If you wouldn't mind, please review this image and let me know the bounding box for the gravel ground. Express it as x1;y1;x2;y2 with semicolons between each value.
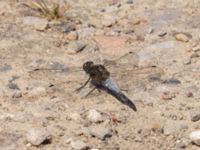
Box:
1;0;200;149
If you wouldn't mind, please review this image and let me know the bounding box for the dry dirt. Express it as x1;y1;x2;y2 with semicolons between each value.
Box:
1;0;200;150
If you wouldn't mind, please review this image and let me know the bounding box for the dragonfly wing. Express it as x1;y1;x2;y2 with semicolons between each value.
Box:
92;78;137;111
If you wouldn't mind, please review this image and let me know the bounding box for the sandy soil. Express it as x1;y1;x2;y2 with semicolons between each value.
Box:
1;0;200;149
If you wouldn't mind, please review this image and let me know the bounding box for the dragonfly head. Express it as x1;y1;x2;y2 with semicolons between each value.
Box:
83;61;94;73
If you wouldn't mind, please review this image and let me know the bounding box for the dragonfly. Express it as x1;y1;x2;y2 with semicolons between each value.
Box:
28;52;165;110
76;61;137;111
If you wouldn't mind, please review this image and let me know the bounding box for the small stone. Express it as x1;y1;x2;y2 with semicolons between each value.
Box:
63;22;76;33
70;140;89;150
88;126;113;140
7;83;20;90
190;130;200;146
163;121;176;136
162;91;176;100
192;45;200;52
126;0;133;4
0;64;12;72
187;92;194;98
67;112;82;122
146;27;153;34
190;53;199;58
175;33;189;42
28;86;46;97
101;15;116;27
190;109;200;122
28;59;45;68
158;32;167;37
162;78;181;85
12;91;22;98
87;109;103;123
175;139;189;149
134;136;143;143
66;31;79;41
26;128;51;146
67;41;87;54
48;61;68;72
23;16;48;31
183;57;191;65
179;124;189;131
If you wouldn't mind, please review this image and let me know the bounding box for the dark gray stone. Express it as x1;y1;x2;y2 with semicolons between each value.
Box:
0;64;12;72
190;109;200;122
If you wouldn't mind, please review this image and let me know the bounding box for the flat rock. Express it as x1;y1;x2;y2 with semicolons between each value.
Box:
88;126;113;140
101;14;116;27
67;41;87;54
28;86;46;97
138;40;185;66
70;140;89;150
190;130;200;146
26;128;51;146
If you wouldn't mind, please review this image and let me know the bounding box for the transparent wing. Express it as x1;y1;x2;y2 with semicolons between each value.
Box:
103;52;165;92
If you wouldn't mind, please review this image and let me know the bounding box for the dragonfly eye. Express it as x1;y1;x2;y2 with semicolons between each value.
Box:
83;61;94;73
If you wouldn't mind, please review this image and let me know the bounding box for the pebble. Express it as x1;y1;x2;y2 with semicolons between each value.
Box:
175;33;189;42
190;130;200;146
7;82;20;90
87;109;103;123
67;41;87;54
70;140;89;150
28;59;45;68
163;121;177;136
67;112;82;122
12;90;22;98
175;139;189;149
162;91;176;100
192;45;200;52
88;126;113;140
28;86;46;97
190;53;199;58
126;0;134;4
26;128;51;146
190;109;200;122
162;78;181;85
187;92;194;98
23;16;48;31
101;14;116;27
63;22;76;33
183;57;191;65
158;31;167;37
66;31;79;41
0;64;12;72
48;61;67;71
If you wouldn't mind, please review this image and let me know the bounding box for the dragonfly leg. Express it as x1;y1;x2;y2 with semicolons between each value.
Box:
75;77;91;92
84;86;97;98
